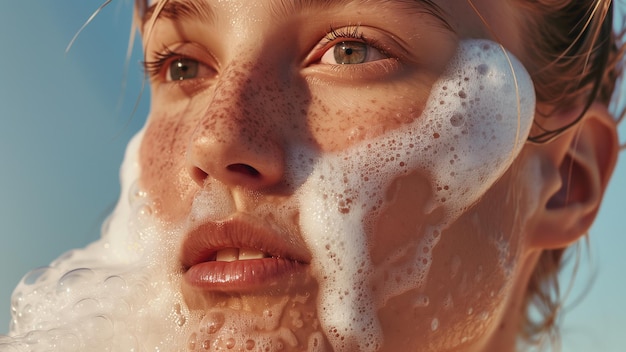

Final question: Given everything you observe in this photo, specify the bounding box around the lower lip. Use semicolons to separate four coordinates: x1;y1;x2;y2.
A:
184;258;307;292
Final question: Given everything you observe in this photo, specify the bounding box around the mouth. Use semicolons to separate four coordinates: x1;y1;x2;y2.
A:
180;214;311;293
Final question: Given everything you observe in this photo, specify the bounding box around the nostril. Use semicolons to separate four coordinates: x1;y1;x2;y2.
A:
189;163;264;187
227;163;261;178
191;167;209;185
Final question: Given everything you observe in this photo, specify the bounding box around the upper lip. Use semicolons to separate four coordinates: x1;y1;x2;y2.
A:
180;213;311;270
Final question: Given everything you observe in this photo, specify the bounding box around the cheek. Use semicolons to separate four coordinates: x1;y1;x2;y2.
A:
139;113;198;222
369;171;442;265
305;82;432;152
296;40;536;350
374;162;537;350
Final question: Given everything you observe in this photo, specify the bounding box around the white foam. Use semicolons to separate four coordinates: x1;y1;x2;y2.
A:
2;131;201;351
2;39;535;351
295;39;535;350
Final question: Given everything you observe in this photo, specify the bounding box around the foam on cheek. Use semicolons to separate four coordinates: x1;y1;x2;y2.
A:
296;39;535;351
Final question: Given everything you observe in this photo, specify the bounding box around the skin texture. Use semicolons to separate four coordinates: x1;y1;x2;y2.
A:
137;0;619;351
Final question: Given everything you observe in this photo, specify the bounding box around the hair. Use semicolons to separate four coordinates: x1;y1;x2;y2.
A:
512;0;623;348
133;0;624;348
519;0;621;143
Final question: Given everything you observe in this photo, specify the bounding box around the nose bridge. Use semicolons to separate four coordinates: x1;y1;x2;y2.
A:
187;56;297;190
211;60;281;142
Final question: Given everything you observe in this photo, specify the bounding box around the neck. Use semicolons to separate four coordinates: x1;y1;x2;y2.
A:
480;250;542;352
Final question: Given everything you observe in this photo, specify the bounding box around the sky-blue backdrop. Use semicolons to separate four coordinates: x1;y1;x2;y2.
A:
0;2;624;351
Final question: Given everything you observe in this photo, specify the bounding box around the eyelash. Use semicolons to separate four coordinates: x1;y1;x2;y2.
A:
323;26;365;44
319;25;387;57
142;26;389;80
142;47;184;79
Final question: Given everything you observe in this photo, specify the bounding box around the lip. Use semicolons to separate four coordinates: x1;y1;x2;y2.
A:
180;214;311;293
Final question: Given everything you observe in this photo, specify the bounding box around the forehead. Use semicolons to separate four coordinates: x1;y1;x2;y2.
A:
140;0;524;61
142;0;449;28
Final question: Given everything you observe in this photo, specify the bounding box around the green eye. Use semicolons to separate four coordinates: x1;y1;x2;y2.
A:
320;40;386;65
169;58;199;81
333;41;368;64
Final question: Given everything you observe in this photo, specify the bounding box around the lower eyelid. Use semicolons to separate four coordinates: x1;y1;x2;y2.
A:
304;57;403;82
156;76;214;99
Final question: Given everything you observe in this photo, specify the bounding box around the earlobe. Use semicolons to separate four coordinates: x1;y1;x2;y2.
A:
530;103;619;250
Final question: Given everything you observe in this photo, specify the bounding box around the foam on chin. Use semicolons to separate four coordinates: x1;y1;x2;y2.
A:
2;39;535;351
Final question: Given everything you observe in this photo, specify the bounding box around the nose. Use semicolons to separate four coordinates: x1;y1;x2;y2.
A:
186;62;287;190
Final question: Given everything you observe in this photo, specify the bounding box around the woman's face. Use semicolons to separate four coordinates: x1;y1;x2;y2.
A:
138;0;539;350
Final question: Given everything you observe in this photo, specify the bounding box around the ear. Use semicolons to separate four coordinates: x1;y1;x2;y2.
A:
529;102;619;250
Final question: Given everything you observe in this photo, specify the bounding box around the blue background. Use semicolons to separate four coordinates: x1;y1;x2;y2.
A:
0;2;624;351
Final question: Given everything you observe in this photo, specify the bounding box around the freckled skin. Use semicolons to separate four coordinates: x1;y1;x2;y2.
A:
136;1;541;351
140;57;435;222
139;59;440;351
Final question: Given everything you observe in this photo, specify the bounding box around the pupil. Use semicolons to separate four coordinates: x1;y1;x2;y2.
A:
170;58;198;80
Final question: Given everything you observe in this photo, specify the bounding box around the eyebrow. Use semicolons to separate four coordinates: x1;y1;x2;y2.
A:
141;0;451;31
142;0;215;28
